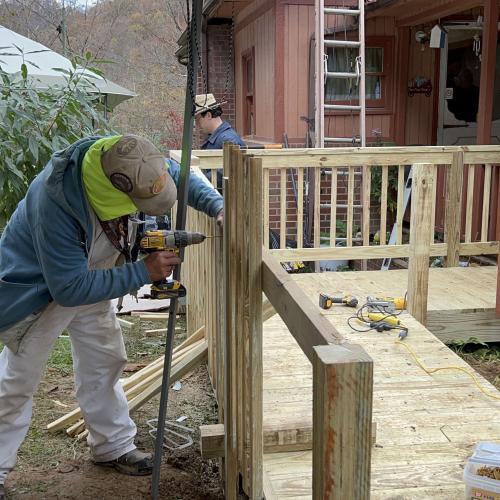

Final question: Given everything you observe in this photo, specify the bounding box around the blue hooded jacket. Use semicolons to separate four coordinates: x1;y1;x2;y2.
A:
0;137;223;332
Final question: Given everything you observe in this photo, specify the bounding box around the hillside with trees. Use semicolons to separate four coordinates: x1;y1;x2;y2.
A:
0;0;187;149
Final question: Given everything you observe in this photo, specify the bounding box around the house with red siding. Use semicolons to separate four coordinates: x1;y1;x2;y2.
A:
178;0;500;244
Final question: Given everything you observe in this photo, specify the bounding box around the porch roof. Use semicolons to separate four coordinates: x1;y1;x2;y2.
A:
366;0;487;25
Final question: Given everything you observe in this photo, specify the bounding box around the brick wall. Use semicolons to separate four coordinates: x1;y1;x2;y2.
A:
195;20;236;148
267;169;363;246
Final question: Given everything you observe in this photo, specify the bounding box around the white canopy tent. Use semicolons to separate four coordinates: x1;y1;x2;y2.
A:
0;25;135;110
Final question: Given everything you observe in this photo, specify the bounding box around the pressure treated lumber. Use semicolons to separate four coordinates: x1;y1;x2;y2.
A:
261;270;500;498
47;327;205;432
223;149;238;500
63;339;205;436
262;251;341;362
245;156;264;499
269;241;499;262
262;297;276;322
63;339;207;439
199;422;377;458
444;152;464;266
407;164;435;325
127;340;207;413
312;344;373;500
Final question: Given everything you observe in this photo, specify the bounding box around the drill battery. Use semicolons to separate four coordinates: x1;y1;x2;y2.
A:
149;280;187;300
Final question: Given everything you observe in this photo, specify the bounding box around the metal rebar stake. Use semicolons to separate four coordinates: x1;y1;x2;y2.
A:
150;1;201;497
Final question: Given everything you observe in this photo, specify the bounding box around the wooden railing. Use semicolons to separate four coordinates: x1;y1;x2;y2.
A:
222;145;373;499
171;144;500;499
176;146;500;262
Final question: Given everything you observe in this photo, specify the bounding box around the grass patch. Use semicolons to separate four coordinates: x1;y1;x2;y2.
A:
448;338;500;390
47;335;73;375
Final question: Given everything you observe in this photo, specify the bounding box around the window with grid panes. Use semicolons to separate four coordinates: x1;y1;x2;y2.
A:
325;37;392;111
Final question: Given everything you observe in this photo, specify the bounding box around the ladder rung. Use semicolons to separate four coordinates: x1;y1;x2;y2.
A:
325;104;361;111
326;71;358;79
324;40;360;48
324;8;360;15
325;137;361;143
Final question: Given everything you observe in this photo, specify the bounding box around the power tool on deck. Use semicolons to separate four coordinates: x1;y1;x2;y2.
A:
366;295;406;313
369;320;408;339
319;292;359;309
139;230;207;299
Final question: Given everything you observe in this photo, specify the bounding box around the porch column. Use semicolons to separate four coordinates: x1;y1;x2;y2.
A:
475;1;499;315
477;0;498;144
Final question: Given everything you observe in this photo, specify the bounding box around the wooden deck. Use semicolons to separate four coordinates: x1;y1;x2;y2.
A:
262;266;500;499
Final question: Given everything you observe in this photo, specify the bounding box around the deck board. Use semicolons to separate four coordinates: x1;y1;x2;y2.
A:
262;266;500;498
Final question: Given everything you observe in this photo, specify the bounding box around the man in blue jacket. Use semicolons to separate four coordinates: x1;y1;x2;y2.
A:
0;135;223;495
195;93;245;189
195;93;245;150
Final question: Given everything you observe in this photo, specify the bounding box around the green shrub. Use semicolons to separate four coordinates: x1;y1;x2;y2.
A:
0;48;113;222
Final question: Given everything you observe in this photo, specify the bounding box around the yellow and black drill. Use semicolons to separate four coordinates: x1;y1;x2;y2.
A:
319;292;359;309
139;230;207;299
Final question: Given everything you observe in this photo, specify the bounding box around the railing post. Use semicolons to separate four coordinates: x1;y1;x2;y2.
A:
497;166;500;316
245;156;263;498
223;145;263;499
407;163;435;325
223;143;238;499
444;152;464;267
312;344;373;500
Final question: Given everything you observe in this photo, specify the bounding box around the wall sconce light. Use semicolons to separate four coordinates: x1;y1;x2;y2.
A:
415;30;429;50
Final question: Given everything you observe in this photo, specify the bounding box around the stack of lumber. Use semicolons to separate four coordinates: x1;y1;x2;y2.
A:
46;326;207;441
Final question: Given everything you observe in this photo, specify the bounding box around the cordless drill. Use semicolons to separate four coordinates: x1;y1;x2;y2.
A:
319;292;359;309
139;230;207;299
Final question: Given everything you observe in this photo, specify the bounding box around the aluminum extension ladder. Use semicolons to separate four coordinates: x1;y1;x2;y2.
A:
381;166;414;271
314;0;366;147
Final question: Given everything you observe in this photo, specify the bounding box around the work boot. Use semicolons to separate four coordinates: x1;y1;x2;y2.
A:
95;449;154;476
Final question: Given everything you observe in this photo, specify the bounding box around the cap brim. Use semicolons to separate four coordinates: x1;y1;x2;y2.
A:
131;174;177;215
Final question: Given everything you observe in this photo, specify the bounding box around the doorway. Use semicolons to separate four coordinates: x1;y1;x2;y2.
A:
437;24;500;145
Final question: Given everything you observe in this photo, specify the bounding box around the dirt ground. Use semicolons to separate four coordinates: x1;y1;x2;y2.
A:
2;316;223;500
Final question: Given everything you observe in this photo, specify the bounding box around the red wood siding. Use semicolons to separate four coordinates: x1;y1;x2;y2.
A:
404;42;437;146
284;3;315;142
282;5;397;145
234;0;275;141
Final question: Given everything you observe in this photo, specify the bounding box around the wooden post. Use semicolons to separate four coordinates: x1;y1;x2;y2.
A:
477;0;498;144
223;144;238;500
245;156;263;499
476;1;498;242
407;164;434;325
497;168;500;316
312;344;373;500
233;147;246;475
444;152;464;267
